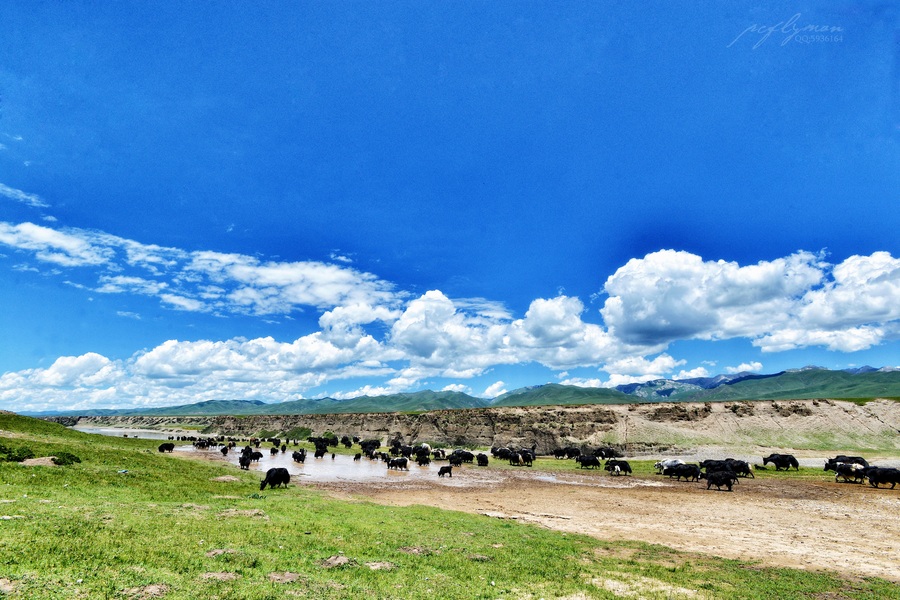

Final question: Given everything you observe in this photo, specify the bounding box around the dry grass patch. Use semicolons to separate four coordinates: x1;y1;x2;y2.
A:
216;508;268;519
397;546;433;555
269;572;302;583
591;573;703;599
320;555;355;568
210;475;240;482
123;584;169;599
21;457;57;466
200;572;239;581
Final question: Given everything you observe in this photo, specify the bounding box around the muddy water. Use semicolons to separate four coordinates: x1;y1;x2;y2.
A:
176;444;492;487
71;426;186;440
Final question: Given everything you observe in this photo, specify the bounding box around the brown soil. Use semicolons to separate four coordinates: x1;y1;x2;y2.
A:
318;467;900;582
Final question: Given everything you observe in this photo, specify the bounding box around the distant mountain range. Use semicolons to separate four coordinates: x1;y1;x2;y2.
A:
25;366;900;417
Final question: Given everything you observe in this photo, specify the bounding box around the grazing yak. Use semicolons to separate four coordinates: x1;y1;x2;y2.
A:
654;458;684;474
260;467;290;490
825;456;869;470
867;467;900;489
157;442;175;453
476;453;489;467
701;470;739;491
575;455;601;469
438;466;453;477
553;447;581;459
664;463;701;482
388;457;409;471
238;455;252;470
831;462;867;484
763;453;799;471
605;459;632;475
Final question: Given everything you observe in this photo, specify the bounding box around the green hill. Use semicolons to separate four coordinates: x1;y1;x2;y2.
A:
252;390;490;415
24;368;900;418
696;368;900;401
492;383;633;407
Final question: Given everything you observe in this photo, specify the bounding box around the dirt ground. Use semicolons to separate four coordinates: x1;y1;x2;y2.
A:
316;466;900;583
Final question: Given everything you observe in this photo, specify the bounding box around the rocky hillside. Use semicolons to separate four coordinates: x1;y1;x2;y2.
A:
51;398;900;454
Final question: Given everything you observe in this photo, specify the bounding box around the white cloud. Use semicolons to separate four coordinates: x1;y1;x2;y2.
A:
602;373;663;387
601;249;900;353
506;296;625;369
725;362;763;374
441;383;472;394
97;275;168;296
160;294;208;312
753;326;888;353
602;354;685;377
558;377;604;388
31;353;121;388
389;290;514;375
0;183;49;208
329;252;352;264
674;367;710;379
483;381;507;398
0;222;112;266
3;239;900;412
0;220;403;320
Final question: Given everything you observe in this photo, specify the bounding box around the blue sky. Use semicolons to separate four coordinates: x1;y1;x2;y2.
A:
1;2;899;412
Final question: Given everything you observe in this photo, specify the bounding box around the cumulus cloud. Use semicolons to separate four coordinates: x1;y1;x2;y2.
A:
601;250;826;346
3;235;900;411
602;373;664;387
507;296;625;369
33;353;119;387
674;367;710;379
602;354;685;377
441;383;472;394
600;249;900;353
483;381;507;398
558;377;604;388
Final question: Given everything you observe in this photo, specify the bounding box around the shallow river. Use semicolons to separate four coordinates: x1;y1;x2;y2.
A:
177;443;507;487
71;426;187;440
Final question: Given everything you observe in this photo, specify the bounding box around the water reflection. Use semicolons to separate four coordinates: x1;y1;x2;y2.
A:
71;426;185;440
177;444;489;486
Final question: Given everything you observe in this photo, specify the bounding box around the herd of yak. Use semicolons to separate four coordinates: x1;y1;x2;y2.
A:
159;434;900;493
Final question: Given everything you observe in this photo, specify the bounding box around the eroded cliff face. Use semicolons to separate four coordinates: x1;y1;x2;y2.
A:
46;398;900;453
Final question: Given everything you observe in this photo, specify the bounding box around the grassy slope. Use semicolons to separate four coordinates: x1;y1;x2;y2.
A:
491;384;632;407
699;369;900;401
1;413;897;599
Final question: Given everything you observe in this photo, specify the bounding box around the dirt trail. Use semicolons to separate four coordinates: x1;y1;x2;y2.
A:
320;468;900;583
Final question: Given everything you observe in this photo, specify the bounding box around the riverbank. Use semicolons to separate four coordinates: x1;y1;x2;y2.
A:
47;398;900;454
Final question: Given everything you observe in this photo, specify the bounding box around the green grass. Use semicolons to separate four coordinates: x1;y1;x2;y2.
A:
0;413;898;599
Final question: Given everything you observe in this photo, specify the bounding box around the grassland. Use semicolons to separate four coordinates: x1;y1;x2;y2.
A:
1;413;898;599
